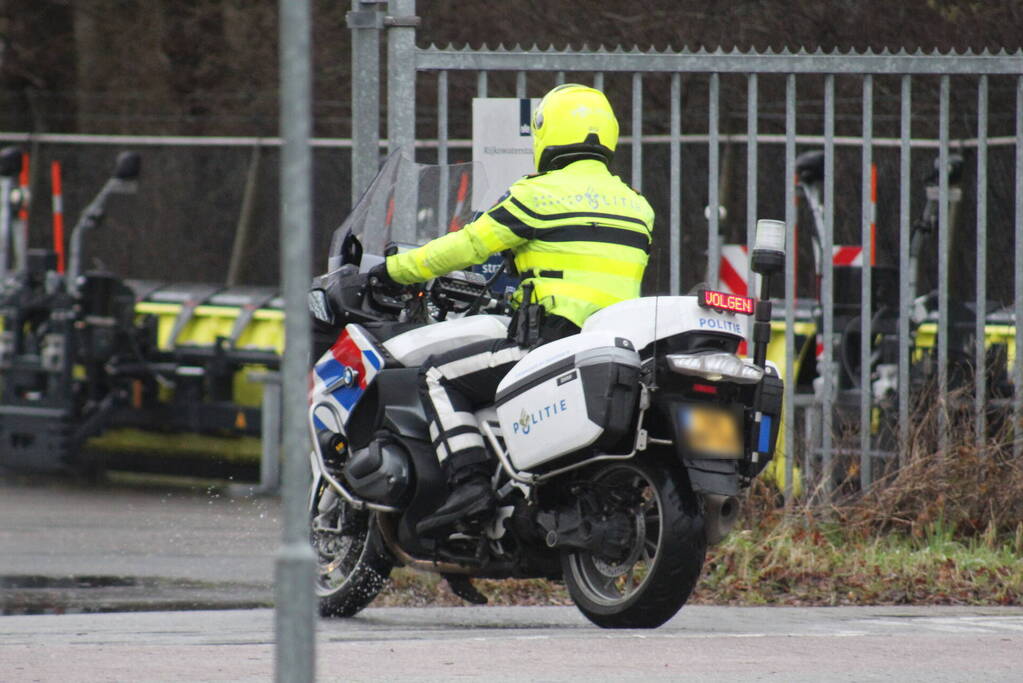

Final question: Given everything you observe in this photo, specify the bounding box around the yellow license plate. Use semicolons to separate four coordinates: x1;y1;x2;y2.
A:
681;405;742;457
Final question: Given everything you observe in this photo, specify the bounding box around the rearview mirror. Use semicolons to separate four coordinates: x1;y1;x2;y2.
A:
339;230;363;268
113;152;141;181
0;147;22;178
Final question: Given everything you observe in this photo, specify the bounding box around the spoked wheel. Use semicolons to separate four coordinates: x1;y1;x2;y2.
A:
310;480;394;617
561;460;706;629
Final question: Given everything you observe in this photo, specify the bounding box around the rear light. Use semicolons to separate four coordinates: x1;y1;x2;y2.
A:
665;352;764;384
691;383;718;395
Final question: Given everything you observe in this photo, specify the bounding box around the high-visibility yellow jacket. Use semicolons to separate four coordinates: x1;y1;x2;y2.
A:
386;159;654;328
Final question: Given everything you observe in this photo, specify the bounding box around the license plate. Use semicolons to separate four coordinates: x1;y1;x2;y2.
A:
680;405;742;458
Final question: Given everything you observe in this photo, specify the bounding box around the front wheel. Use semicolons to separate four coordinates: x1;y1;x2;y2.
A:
561;460;706;629
310;479;394;617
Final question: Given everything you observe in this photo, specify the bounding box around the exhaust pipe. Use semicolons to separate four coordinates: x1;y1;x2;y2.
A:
703;494;740;545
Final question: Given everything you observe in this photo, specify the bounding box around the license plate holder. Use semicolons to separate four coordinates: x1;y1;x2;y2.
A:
677;404;743;459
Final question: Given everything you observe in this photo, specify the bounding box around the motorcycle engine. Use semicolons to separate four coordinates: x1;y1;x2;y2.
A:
342;437;412;506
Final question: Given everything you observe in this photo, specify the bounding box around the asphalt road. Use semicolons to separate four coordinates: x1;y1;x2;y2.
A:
0;474;279;612
1;476;1022;682
3;605;1023;682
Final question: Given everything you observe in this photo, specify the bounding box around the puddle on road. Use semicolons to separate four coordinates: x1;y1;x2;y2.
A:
0;575;272;615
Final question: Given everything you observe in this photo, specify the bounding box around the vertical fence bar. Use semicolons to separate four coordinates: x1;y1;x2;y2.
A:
516;71;526;98
746;73;759;361
1015;76;1023;458
707;73;720;287
670;72;681;295
631;73;643;192
276;0;315;680
898;75;912;461
975;76;989;455
747;73;758;251
386;0;417;242
476;71;488;98
593;72;604;90
859;75;874;489
821;74;835;497
437;71;448;166
349;0;381;204
784;74;797;505
438;71;449;235
937;75;951;455
556;71;566;85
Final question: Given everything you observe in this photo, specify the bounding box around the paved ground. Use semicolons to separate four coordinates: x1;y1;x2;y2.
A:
0;474;279;613
3;605;1023;682
2;475;1022;681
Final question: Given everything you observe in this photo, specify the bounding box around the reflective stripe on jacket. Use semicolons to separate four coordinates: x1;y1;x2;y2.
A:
386;159;654;328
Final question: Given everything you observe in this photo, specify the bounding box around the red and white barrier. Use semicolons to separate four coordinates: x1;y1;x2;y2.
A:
447;171;470;232
51;161;65;273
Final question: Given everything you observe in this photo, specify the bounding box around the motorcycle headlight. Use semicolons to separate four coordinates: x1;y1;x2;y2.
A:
308;288;334;325
665;352;764;384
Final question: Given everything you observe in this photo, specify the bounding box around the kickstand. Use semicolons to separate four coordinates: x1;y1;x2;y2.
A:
443;574;488;605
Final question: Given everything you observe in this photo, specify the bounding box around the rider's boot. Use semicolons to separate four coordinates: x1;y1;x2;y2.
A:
416;465;496;537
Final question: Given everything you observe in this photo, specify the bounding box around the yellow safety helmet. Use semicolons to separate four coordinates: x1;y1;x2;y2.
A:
531;84;619;173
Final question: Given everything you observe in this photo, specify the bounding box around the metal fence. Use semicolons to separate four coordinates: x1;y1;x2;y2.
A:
364;0;1023;496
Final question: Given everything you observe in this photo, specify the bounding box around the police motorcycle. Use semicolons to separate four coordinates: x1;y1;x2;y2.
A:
306;153;785;628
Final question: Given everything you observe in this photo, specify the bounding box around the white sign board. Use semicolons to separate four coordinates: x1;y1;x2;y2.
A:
472;98;539;211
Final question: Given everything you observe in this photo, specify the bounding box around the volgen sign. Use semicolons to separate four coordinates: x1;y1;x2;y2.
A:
698;289;755;316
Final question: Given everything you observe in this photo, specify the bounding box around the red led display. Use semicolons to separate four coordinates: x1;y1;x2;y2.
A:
699;289;755;315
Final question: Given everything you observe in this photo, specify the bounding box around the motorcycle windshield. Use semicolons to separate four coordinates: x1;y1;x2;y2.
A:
327;151;486;272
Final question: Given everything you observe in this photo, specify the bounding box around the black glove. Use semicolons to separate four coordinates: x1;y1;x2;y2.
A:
368;262;402;295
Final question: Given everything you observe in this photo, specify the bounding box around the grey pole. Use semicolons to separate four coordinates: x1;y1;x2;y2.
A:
1014;76;1023;459
275;0;316;681
669;72;681;295
783;73;796;506
707;73;720;288
898;75;912;463
349;0;383;205
822;74;836;500
937;75;951;456
975;76;989;455
631;73;643;192
386;0;418;244
249;371;283;494
859;75;873;489
747;73;759;271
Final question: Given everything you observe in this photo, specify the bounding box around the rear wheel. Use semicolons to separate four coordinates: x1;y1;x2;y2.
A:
310;480;394;617
561;460;706;629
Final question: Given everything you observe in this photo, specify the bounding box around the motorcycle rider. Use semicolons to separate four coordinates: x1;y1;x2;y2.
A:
370;84;655;535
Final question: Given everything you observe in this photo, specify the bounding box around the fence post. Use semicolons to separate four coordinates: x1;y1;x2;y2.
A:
386;0;418;244
349;0;384;205
859;75;874;489
1014;75;1023;459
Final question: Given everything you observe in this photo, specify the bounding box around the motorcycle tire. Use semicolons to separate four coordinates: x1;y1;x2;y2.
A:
561;460;706;629
310;480;394;618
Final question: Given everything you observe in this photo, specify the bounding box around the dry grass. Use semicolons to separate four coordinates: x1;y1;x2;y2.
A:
697;477;1023;606
375;400;1023;607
